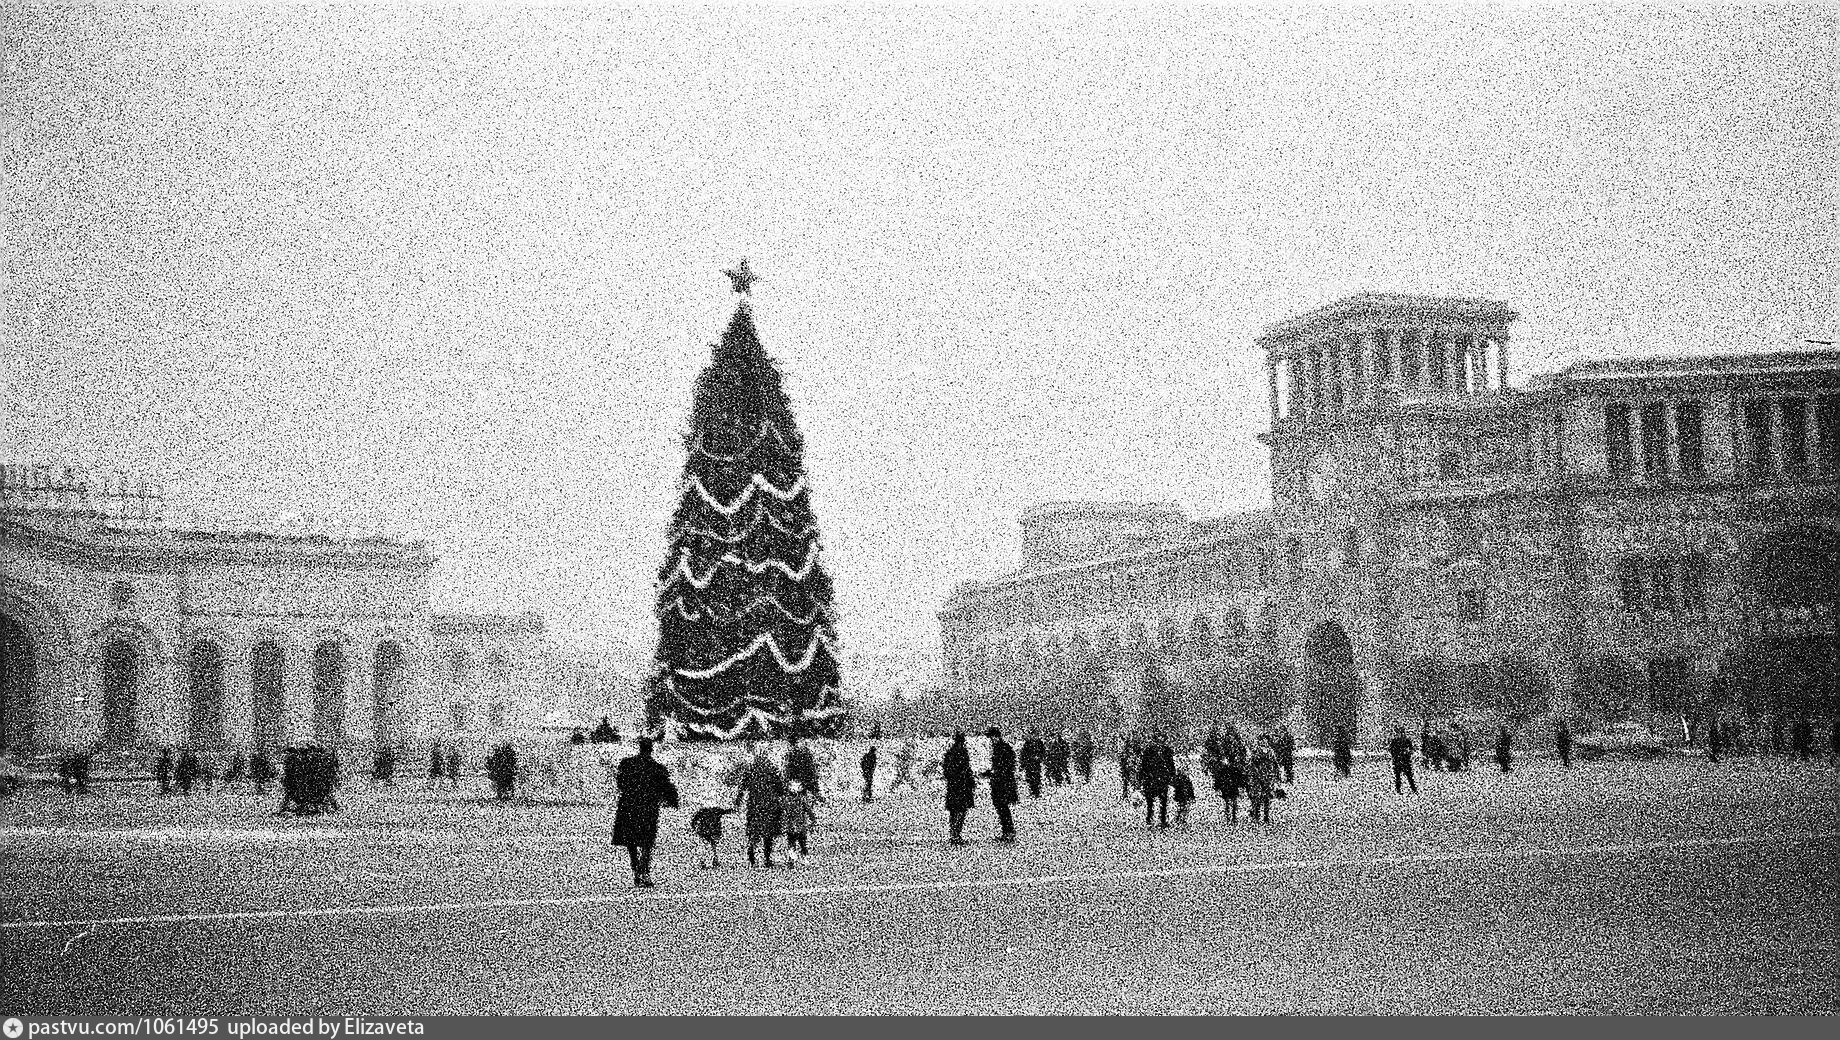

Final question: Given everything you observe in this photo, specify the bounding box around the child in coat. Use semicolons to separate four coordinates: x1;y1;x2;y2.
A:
1171;767;1196;828
689;806;733;869
783;782;817;864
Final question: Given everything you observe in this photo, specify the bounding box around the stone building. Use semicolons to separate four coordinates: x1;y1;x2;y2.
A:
0;466;575;755
938;293;1839;742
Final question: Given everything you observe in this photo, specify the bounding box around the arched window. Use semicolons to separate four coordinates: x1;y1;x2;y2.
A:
187;640;225;745
101;638;139;746
250;641;286;749
373;642;405;747
312;641;347;745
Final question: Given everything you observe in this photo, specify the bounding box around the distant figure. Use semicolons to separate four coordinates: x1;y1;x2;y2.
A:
1046;730;1071;786
58;749;93;795
1494;727;1514;774
1423;728;1449;772
1555;719;1574;768
1019;729;1046;799
1171;767;1196;828
1246;737;1280;824
690;806;733;869
1707;714;1724;763
893;737;918;791
590;717;618;744
1332;725;1354;779
783;782;816;865
486;742;518;800
1117;733;1141;802
1139;732;1176;829
1273;724;1296;784
156;748;175;796
372;745;397;789
1072;730;1095;784
1421;722;1437;771
611;737;677;888
249;750;276;795
860;744;878;803
735;745;788;868
1452;723;1474;772
222;751;247;786
784;736;820;802
943;730;976;843
427;743;445;790
983;727;1019;842
1389;727;1419;795
1791;717;1814;761
175;749;201;796
445;746;463;791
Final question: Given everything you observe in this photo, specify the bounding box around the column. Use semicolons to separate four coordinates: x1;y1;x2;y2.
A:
1362;328;1381;404
1420;330;1437;392
1267;356;1282;424
1663;401;1680;484
1460;335;1478;394
1497;335;1511;389
222;641;253;747
1345;331;1364;407
1287;355;1306;419
1630;402;1649;484
1310;345;1326;415
1768;399;1783;478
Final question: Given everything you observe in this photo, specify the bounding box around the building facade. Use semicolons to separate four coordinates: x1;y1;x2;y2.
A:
938;294;1839;742
0;467;580;755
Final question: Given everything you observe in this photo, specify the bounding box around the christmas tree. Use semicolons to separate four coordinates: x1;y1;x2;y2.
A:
651;261;845;741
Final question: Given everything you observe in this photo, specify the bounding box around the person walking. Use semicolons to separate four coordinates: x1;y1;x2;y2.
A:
175;748;200;796
983;727;1019;842
1274;723;1296;785
156;747;175;796
1555;719;1574;768
1055;730;1075;786
783;782;817;865
1791;717;1814;761
445;745;462;791
1171;767;1196;828
1072;729;1095;784
1117;733;1139;801
784;736;821;802
427;742;445;790
1331;725;1354;779
943;730;976;843
1246;737;1280;824
1019;729;1046;800
1389;726;1419;795
611;737;678;888
859;744;878;803
1493;727;1514;774
1139;732;1176;829
735;745;788;868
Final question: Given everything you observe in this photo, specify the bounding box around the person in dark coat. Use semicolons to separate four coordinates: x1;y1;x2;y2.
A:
736;746;788;867
427;742;445;789
1555;719;1574;768
486;742;517;800
1707;713;1724;763
1046;730;1071;786
174;748;201;796
784;736;821;802
445;745;462;790
1791;718;1814;761
943;730;976;843
156;747;175;796
372;745;397;789
983;727;1019;842
1332;725;1354;779
860;745;878;803
1493;727;1514;774
1273;724;1297;784
249;750;276;795
1019;729;1046;799
1139;732;1176;829
611;738;677;888
1072;730;1095;783
1117;733;1141;802
1389;726;1418;794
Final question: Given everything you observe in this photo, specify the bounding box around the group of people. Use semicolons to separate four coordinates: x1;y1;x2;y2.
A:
154;746;282;796
1704;713;1836;763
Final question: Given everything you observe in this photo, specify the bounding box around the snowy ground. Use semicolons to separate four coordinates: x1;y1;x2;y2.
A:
2;753;1835;1014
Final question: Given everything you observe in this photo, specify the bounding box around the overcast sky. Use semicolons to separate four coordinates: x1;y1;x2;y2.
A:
3;2;1833;661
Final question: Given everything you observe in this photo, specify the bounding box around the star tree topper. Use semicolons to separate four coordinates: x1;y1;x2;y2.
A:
723;258;761;296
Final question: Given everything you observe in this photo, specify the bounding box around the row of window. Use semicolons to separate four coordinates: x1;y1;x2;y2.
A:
1605;395;1840;481
1614;555;1711;614
954;607;1284;682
